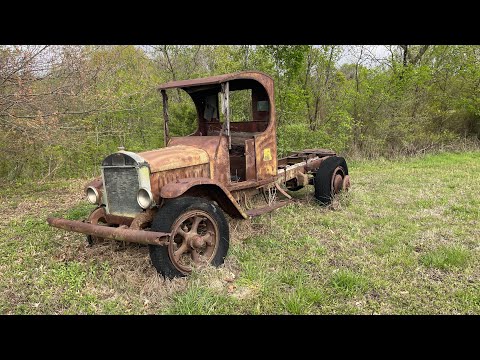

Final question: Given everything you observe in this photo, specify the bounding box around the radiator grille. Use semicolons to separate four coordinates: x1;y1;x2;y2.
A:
103;167;141;216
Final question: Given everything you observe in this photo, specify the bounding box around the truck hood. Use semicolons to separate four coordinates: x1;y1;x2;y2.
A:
138;145;210;173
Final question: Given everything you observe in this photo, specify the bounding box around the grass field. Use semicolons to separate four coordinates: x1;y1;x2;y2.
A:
0;151;479;314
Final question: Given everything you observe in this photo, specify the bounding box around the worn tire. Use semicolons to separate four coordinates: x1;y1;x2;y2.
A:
149;196;230;279
314;156;349;205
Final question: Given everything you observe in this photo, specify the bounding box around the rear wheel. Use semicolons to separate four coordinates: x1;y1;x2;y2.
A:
314;156;349;205
149;197;229;279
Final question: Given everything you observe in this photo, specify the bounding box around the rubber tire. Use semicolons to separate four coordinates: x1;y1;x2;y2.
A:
314;156;349;205
149;197;230;279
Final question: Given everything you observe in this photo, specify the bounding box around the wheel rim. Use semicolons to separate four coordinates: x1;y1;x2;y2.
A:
168;209;219;274
331;166;345;196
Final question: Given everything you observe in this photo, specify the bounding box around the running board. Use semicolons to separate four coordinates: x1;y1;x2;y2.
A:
246;200;294;218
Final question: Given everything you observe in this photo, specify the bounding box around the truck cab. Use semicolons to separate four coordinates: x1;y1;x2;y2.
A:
160;71;278;185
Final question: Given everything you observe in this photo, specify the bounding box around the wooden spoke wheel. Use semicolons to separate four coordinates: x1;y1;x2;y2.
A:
149;197;229;279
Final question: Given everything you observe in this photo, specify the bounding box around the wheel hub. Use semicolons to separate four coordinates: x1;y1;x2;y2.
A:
333;174;343;193
168;210;219;274
331;166;345;195
189;234;205;249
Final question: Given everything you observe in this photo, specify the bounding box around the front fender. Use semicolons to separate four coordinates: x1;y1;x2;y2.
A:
160;177;248;219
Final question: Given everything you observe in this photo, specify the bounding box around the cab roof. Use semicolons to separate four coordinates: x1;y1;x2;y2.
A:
157;70;273;91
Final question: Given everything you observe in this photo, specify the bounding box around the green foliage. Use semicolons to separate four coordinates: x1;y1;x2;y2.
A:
330;269;370;296
165;285;232;315
168;95;198;137
229;89;252;122
262;45;310;79
420;246;471;270
1;45;480;181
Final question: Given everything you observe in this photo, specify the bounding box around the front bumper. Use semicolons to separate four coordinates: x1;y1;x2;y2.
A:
47;217;170;246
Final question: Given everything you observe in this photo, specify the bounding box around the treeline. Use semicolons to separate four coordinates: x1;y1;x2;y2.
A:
1;45;479;180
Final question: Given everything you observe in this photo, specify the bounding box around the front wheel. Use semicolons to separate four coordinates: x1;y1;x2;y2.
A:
149;197;230;279
314;156;349;205
86;206;107;245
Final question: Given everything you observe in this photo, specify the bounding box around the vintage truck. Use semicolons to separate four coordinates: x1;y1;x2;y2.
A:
47;71;350;279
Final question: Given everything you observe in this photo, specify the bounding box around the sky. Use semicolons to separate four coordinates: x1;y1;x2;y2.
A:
337;45;393;67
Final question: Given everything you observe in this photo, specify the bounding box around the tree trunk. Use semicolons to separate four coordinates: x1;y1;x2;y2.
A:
353;46;363;149
402;45;408;67
162;46;181;99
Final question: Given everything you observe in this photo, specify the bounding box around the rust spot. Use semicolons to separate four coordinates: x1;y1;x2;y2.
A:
139;145;209;173
47;217;169;246
130;208;157;230
84;177;103;193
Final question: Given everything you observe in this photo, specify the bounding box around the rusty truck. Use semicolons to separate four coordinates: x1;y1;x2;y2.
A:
47;71;351;279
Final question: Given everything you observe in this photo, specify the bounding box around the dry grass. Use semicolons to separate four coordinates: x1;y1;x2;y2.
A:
0;151;479;314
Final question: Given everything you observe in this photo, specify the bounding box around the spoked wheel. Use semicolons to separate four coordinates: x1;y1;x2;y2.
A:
168;210;219;274
86;207;107;245
314;156;350;205
149;197;229;279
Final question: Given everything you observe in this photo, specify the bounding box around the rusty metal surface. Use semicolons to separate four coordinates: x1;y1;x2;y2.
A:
343;175;351;191
139;145;209;173
160;176;232;200
47;217;170;246
229;155;246;181
166;209;220;274
251;74;277;181
84;177;103;193
161;90;170;146
305;156;330;172
245;139;256;181
332;166;345;194
245;200;293;218
228;177;275;192
169;136;230;184
104;213;133;226
278;149;336;166
160;177;248;219
159;71;277;182
87;207;107;225
295;149;337;156
86;207;134;241
276;161;307;185
130;208;156;230
150;164;210;203
278;158;303;167
86;207;108;243
158;71;274;91
295;173;309;187
204;121;267;135
274;183;292;200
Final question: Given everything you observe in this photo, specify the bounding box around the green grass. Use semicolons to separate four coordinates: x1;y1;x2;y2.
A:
0;151;479;314
420;246;471;270
330;269;370;296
